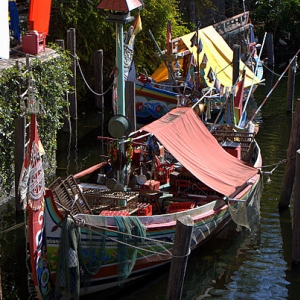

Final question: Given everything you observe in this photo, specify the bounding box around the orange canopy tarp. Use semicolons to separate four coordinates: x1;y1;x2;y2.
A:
136;107;258;197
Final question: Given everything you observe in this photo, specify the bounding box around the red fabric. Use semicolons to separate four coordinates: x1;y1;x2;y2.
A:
28;0;52;35
27;114;44;288
234;70;246;118
138;107;258;197
74;162;107;179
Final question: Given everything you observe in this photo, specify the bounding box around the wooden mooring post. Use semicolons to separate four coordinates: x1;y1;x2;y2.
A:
279;99;300;209
0;263;2;300
266;32;274;66
286;57;297;112
56;39;71;133
293;149;300;264
232;44;240;86
67;28;77;120
165;216;194;300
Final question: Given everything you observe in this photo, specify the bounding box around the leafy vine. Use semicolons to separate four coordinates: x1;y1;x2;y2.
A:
0;44;72;199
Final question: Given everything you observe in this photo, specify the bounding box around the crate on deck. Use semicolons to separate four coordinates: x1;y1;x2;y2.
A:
221;141;241;159
140;180;160;191
138;190;163;214
100;210;130;216
137;203;152;216
155;163;175;183
82;189;139;214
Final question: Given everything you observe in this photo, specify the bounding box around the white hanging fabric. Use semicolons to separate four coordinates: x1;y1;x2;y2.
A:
0;0;10;59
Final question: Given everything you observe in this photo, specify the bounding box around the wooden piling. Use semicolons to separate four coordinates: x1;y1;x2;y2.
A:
279;99;300;209
55;39;65;50
266;32;274;66
165;215;194;300
67;28;77;119
189;1;196;25
94;49;104;109
293;149;300;264
0;263;2;300
286;57;297;112
232;44;240;86
56;39;71;133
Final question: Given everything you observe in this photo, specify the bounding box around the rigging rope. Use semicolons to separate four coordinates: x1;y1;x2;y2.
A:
75;215;174;254
262;62;300;77
74;54;113;97
248;49;300;124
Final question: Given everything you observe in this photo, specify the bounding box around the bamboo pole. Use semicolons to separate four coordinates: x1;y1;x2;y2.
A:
165;216;194;300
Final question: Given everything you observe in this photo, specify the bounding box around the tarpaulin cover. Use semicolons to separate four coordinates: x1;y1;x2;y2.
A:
152;26;261;89
137;107;258;197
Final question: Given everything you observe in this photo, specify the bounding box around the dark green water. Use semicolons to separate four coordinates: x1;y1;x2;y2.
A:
1;65;300;299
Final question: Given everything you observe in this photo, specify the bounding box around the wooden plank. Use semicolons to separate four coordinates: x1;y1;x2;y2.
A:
213;12;249;35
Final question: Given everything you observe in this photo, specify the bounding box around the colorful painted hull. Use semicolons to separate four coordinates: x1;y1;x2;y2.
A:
34;160;261;297
135;82;179;124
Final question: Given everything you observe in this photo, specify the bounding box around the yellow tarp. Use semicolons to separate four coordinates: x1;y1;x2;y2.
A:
151;26;260;89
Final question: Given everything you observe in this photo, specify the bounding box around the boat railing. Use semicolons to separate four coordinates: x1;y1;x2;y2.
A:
211;128;255;159
48;175;93;215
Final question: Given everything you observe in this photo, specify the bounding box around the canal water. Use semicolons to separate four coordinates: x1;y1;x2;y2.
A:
1;64;300;299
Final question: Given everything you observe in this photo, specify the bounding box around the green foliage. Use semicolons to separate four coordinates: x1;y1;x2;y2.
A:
251;0;300;45
132;0;190;73
49;0;115;82
48;0;189;94
0;45;72;198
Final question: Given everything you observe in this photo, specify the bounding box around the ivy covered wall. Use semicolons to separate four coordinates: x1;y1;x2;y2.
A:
0;45;72;199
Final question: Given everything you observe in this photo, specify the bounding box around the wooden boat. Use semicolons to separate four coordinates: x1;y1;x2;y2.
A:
134;14;263;125
23;105;262;298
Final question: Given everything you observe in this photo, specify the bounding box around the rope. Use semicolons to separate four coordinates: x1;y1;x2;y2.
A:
172;248;191;258
76;217;174;255
216;61;233;75
75;54;113;97
249;49;300;124
263;62;300;77
55;205;173;256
